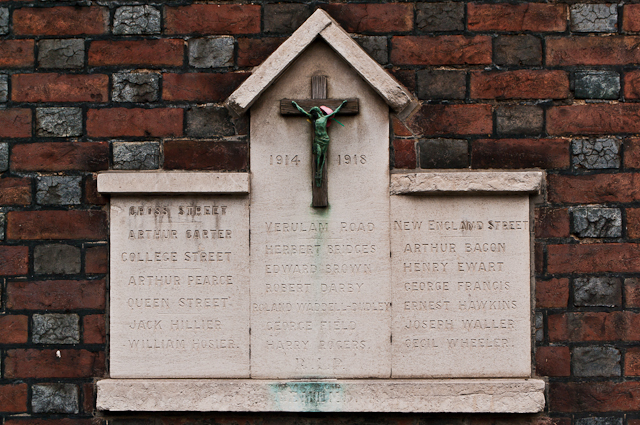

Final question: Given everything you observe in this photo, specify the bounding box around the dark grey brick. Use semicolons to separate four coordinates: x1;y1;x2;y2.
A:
32;383;78;414
36;107;82;137
36;176;82;205
112;73;159;103
264;3;311;34
186;106;236;138
0;74;7;102
572;346;621;377
0;142;7;172
0;8;8;35
575;71;620;99
572;207;622;238
113;6;161;35
0;212;5;240
571;4;617;33
38;39;84;69
496;105;543;136
417;70;466;100
494;35;542;66
535;312;543;342
576;418;623;425
32;313;80;344
419;138;468;169
353;35;388;65
188;37;234;68
572;138;620;169
113;142;160;170
34;244;81;274
574;277;622;307
416;2;464;32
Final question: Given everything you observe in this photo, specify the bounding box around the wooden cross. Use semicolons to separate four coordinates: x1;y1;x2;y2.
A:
280;76;359;207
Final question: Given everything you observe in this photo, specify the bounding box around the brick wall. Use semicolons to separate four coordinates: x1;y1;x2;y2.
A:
0;0;638;423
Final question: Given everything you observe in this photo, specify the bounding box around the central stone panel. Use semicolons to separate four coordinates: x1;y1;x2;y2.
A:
249;42;391;378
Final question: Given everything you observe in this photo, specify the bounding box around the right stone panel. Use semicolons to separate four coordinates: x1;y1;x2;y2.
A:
391;195;532;378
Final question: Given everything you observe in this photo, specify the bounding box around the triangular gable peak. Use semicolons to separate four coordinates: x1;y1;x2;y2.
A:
225;9;418;120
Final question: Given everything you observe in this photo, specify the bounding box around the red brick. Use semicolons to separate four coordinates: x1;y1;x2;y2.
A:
470;70;569;99
0;109;31;138
536;278;569;308
82;383;94;414
237;38;285;68
164;140;248;171
472;139;570;170
548;313;568;342
392;139;416;169
623;5;640;32
625;138;640;168
548;173;640;204
468;3;566;32
392;117;413;137
0;384;28;413
548;243;640;274
550;381;640;412
5;420;99;425
89;40;183;67
7;210;107;240
165;4;260;35
392;36;491;65
628;208;640;239
535;242;543;273
536;346;570;377
0;40;34;68
0;315;28;343
7;279;105;310
625;71;640;99
0;178;31;206
12;74;108;103
87;108;182;138
5;349;105;378
407;104;492;136
86;246;108;274
163;73;249;102
322;3;413;33
85;175;107;206
625;277;640;307
535;207;570;239
548;104;640;135
0;246;29;276
625;347;640;375
13;7;107;35
547;36;640;66
12;142;108;172
83;314;105;344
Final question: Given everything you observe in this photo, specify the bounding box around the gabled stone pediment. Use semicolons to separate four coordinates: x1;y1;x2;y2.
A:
225;9;418;119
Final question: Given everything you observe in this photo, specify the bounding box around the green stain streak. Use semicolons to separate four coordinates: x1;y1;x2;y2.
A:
269;382;344;412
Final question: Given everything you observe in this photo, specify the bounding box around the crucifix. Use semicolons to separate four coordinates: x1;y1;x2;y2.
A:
280;75;359;207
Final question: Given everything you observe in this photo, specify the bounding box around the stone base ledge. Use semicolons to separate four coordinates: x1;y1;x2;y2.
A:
97;379;545;413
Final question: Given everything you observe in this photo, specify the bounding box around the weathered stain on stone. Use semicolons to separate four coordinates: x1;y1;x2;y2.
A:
112;73;160;103
38;39;85;69
34;243;81;274
36;107;83;137
572;207;622;237
575;71;620;99
32;383;79;414
570;4;618;32
113;141;160;170
572;346;621;377
352;35;388;65
188;37;234;68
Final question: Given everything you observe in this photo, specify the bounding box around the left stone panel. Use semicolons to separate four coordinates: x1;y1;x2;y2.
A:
109;195;250;378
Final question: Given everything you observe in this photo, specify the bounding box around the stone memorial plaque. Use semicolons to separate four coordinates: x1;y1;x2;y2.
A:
109;196;250;378
249;42;391;378
391;195;531;377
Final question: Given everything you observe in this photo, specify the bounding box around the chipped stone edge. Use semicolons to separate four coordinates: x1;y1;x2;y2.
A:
224;9;418;119
97;172;249;194
96;379;545;413
390;171;544;195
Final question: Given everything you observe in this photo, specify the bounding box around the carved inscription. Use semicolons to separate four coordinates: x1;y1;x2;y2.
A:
249;42;391;378
109;196;249;378
391;195;531;378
